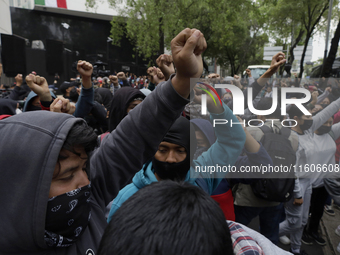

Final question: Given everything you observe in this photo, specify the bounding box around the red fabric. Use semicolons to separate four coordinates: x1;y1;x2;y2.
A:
211;190;235;221
0;115;11;120
100;132;109;142
57;0;67;8
40;103;50;111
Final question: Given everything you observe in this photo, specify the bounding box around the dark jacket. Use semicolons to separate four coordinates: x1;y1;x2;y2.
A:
0;98;17;115
107;103;247;221
6;84;31;101
0;78;189;254
108;87;145;132
95;88;113;110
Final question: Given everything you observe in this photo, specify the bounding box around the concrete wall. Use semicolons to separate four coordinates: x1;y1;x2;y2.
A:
0;0;12;35
0;0;13;85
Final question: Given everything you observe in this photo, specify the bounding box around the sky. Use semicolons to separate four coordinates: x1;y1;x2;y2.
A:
313;31;334;62
66;0;120;16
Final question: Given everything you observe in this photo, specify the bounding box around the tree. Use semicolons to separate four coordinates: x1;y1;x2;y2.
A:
298;0;329;78
322;19;340;77
261;0;303;67
259;0;335;78
86;0;267;75
212;2;269;75
86;0;216;61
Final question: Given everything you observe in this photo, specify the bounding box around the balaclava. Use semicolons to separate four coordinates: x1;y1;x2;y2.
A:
152;117;197;181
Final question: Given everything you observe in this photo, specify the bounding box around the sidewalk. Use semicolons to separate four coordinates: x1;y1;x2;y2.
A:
249;206;340;255
321;205;340;255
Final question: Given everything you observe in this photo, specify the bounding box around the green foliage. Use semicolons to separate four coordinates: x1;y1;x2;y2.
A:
85;0;338;76
86;0;269;73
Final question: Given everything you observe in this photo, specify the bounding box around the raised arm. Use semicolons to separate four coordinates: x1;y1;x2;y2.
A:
156;54;175;81
74;61;94;118
90;28;208;207
316;87;331;104
311;96;340;132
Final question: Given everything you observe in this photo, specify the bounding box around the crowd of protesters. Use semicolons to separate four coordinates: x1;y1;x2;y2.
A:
1;28;340;255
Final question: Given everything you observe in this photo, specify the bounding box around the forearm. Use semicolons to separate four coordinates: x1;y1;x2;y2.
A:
81;76;92;89
257;70;274;87
74;86;94;118
171;74;191;99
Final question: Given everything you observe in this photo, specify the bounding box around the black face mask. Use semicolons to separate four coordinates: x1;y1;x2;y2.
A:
320;104;329;109
44;183;91;247
317;125;332;135
300;119;313;130
69;87;79;103
152;117;197;182
152;156;190;182
28;105;42;111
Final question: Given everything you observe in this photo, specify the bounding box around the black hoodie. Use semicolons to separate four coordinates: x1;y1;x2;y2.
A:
0;78;189;254
0;98;17;115
108;87;145;132
95;88;113;110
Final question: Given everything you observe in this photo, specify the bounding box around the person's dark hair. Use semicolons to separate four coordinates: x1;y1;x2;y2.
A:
98;181;233;255
69;87;79;103
63;121;98;155
257;97;281;118
94;90;104;105
287;104;305;119
54;121;98;178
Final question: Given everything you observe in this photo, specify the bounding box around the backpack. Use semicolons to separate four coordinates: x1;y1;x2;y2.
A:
250;125;296;202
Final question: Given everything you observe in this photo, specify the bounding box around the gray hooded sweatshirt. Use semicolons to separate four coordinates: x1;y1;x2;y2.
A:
0;78;189;254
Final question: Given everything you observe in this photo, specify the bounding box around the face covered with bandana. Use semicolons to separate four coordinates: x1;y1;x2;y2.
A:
152;117;197;182
45;146;91;247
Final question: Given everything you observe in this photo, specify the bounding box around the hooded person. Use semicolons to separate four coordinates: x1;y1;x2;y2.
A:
190;117;274;223
190;118;216;160
0;27;210;255
23;90;56;112
0;99;18;119
0;72;193;254
107;99;246;222
59;81;76;99
107;87;145;132
95;87;113;110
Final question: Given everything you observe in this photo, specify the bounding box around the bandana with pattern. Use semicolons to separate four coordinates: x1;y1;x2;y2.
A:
44;183;92;247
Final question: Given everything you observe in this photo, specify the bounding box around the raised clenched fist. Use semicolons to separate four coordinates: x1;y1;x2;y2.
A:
171;28;207;79
77;61;93;78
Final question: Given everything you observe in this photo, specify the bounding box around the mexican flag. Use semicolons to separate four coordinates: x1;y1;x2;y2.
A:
35;0;67;8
